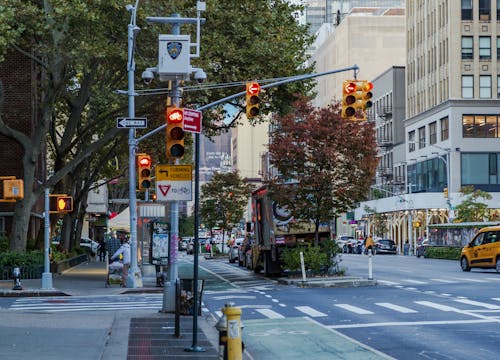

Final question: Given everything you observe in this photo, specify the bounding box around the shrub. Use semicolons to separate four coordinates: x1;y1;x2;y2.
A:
425;246;462;260
281;240;343;275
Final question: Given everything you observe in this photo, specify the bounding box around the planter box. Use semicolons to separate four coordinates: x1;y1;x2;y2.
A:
50;254;89;274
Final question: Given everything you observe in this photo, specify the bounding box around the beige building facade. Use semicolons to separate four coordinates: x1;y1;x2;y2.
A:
312;7;406;107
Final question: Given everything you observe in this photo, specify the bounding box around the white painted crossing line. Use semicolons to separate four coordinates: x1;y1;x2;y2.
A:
448;277;487;283
414;301;457;312
429;278;456;283
454;298;500;310
375;302;418;313
403;279;428;285
334;304;374;315
255;308;285;319
486;277;500;281
493;298;500;302
212;295;257;301
295;306;327;317
377;280;400;286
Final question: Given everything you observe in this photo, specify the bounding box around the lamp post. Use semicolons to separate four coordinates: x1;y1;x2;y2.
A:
125;1;142;288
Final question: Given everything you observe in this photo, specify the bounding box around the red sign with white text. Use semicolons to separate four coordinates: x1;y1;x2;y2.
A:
182;108;202;134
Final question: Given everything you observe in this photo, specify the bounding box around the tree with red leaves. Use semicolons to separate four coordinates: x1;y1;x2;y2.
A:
266;96;378;246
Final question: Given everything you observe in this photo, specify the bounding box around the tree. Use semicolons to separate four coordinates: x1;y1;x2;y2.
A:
0;0;314;252
363;206;388;238
454;185;492;222
200;171;252;251
266;96;378;246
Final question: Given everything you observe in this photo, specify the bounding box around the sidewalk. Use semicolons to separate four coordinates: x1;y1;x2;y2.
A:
0;260;220;359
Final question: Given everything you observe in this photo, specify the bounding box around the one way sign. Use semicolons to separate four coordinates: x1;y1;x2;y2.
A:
116;117;148;128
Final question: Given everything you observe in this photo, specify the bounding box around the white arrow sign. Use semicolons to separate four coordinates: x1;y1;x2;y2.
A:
116;117;148;128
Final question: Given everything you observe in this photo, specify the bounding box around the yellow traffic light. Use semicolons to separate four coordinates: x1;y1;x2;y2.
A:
166;107;185;160
443;187;448;198
137;153;152;190
341;80;374;121
246;82;260;118
49;195;73;213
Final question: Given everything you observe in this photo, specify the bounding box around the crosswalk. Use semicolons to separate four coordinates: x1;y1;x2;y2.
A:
9;294;163;313
208;297;500;323
377;276;500;286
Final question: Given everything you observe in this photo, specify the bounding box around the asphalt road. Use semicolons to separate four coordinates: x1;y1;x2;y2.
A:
200;253;500;360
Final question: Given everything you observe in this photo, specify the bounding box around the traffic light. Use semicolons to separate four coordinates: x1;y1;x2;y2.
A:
166;107;185;160
137;153;152;190
443;187;448;198
341;80;374;121
246;82;260;118
49;195;73;213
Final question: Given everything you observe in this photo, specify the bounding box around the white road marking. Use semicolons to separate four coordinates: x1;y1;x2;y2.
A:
328;319;494;329
256;308;285;319
454;298;500;310
403;279;428;284
375;302;418;313
377;280;401;286
493;298;500;302
334;304;374;315
429;278;456;283
448;277;487;283
295;306;327;317
486;277;500;281
212;295;257;300
414;301;458;312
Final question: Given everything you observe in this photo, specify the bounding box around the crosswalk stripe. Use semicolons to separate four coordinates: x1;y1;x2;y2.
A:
403;279;428;284
448;277;487;283
429;278;456;283
377;280;400;286
334;304;374;315
295;306;327;317
493;298;500;302
256;308;285;319
415;301;457;312
375;302;418;313
454;299;500;310
486;277;500;281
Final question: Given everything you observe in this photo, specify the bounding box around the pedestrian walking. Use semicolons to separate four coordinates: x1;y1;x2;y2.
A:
98;238;106;262
110;238;131;287
106;231;121;259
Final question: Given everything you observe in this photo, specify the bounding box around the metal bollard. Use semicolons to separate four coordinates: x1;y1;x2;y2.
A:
215;306;228;360
12;267;22;290
368;249;373;280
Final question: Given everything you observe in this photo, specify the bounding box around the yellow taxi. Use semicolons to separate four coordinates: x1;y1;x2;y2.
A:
460;226;500;272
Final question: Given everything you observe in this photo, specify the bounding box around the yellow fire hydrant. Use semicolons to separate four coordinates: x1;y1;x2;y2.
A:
217;303;243;360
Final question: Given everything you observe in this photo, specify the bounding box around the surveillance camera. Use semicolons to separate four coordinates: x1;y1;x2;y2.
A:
141;70;154;85
193;69;207;84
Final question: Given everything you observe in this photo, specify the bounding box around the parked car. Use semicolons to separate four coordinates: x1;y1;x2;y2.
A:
374;239;397;254
228;238;244;263
80;237;100;255
460;226;500;272
336;235;355;253
416;238;429;258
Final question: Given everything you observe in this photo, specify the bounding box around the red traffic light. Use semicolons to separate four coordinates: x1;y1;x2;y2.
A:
344;82;356;94
166;108;184;123
138;156;151;167
246;82;260;96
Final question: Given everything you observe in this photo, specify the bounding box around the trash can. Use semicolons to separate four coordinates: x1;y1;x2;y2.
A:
178;279;204;315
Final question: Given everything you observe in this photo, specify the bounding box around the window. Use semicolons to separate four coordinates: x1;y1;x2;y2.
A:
480;0;491;20
462;36;473;59
418;126;426;149
407;157;447;193
429;122;437;145
497;0;500;20
463;114;500;138
440;117;449;141
462;0;473;20
479;36;491;59
462;75;474;98
480;75;492;98
408;131;415;152
461;153;500;187
498;37;500;59
497;75;500;96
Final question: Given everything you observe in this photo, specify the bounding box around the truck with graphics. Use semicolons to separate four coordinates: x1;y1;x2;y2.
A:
249;186;331;276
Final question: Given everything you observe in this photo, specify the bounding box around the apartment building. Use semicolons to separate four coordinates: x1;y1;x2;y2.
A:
356;0;500;252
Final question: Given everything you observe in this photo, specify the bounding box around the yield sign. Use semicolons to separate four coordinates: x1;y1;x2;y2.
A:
158;185;171;196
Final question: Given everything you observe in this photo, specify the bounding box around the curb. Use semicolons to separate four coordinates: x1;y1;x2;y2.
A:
277;276;377;288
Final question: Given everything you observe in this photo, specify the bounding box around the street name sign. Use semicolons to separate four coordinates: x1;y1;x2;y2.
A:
182;108;202;134
116;117;148;128
155;164;193;201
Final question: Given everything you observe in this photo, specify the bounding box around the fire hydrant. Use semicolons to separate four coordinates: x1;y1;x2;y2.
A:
215;303;244;360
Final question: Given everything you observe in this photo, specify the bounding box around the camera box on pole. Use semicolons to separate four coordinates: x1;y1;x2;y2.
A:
158;34;191;81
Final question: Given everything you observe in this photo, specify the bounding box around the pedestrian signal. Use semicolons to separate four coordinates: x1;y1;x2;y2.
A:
49;195;73;213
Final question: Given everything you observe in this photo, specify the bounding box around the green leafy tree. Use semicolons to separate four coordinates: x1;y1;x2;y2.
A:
0;0;314;252
454;185;492;222
363;206;388;237
267;96;378;246
200;171;252;249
